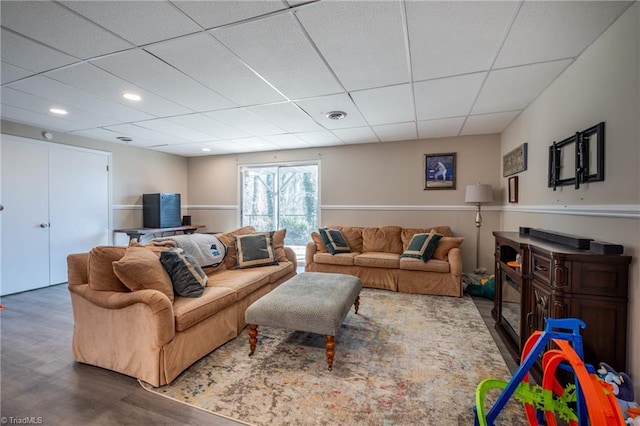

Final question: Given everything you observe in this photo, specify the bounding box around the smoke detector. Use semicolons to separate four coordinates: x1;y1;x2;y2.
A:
326;111;347;120
116;136;133;143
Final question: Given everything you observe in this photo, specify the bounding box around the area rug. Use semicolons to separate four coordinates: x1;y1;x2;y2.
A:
140;289;527;425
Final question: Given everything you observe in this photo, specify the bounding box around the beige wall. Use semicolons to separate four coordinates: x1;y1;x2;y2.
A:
501;3;639;395
187;134;502;270
1;120;188;244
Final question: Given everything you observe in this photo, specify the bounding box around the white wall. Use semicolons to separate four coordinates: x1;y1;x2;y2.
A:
501;3;640;395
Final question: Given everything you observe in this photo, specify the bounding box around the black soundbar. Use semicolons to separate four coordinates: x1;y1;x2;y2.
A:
529;228;593;249
589;241;624;255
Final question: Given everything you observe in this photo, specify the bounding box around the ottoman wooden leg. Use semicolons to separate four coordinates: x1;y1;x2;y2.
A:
249;324;258;356
354;295;360;314
325;335;335;371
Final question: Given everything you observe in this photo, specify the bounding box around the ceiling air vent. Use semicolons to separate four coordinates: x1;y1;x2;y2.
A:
326;111;347;120
116;136;133;143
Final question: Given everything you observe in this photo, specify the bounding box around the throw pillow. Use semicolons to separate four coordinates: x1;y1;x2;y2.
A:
318;228;351;255
113;246;175;302
160;248;207;297
311;231;328;253
234;232;279;268
272;228;288;262
400;233;442;262
432;236;464;261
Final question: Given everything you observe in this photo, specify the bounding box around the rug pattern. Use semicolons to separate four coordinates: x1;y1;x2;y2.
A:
142;289;526;425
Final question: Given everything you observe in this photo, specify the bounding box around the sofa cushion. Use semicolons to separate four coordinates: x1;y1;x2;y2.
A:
252;261;295;283
319;228;351;254
327;225;364;253
433;237;464;261
235;232;279;268
112;246;174;302
160;248;207;297
206;268;270;300
399;257;451;273
354;252;401;269
401;233;442;262
313;252;359;266
311;231;328;253
272;229;288;262
217;226;256;269
362;226;403;254
88;246;128;292
173;286;237;332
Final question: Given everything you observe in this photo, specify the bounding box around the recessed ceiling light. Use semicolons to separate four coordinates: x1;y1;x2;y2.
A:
202;148;211;152
116;136;133;142
123;93;141;101
49;108;67;115
326;111;347;120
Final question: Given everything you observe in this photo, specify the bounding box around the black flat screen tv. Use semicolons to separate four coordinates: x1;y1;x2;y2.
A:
143;193;181;228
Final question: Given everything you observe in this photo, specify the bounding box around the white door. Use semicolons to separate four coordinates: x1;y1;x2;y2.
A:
1;138;51;294
49;146;110;284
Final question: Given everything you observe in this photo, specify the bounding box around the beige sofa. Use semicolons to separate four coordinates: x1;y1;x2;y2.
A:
305;225;463;297
67;227;296;387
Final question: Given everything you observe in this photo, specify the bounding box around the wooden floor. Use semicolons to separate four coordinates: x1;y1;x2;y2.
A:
0;283;517;424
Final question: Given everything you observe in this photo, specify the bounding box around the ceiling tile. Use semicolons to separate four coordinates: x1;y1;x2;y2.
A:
373;122;417;142
295;93;367;129
91;49;235;112
408;1;517;81
262;134;311;149
213;13;343;99
172;1;288;30
294;131;343;147
1;87;122;128
0;1;132;59
60;1;201;46
1;62;32;85
7;75;154;123
215;138;268;153
102;123;191;146
472;59;573;114
461;111;521;135
247;102;323;133
205;108;285;136
1;29;78;73
45;63;191;117
414;73;485;120
146;33;285;107
350;84;414;125
417;117;465;139
295;1;409;90
133;118;217;142
0;104;90;132
151;142;232;156
69;127;140;145
332;127;379;145
172;113;250;140
495;1;632;68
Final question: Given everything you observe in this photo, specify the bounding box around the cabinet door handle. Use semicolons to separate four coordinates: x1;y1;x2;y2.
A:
526;312;533;329
535;265;548;272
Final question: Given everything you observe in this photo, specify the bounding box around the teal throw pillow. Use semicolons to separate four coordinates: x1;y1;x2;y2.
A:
318;228;351;255
234;232;279;268
160;248;207;297
401;233;442;262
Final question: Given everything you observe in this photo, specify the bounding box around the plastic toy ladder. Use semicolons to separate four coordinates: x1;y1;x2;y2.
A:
473;317;625;426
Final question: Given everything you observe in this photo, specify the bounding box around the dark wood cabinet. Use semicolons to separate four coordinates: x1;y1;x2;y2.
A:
493;231;631;381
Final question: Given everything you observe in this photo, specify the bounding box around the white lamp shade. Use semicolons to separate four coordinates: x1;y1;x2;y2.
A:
465;184;493;204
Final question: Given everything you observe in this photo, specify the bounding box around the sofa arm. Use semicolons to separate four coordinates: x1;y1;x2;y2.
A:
284;246;298;270
67;253;89;286
447;247;463;277
68;283;175;346
305;241;317;265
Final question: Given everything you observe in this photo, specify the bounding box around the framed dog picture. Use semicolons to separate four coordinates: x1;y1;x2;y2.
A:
424;153;456;190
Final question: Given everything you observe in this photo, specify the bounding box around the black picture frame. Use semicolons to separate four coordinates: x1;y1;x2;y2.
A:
424;153;456;190
508;176;518;203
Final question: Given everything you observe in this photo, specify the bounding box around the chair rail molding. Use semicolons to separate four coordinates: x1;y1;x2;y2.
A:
500;204;640;219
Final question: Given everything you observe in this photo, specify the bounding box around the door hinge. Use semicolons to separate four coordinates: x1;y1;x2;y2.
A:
106;165;109;172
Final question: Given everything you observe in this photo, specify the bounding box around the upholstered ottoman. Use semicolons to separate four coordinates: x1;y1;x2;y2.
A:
245;272;362;370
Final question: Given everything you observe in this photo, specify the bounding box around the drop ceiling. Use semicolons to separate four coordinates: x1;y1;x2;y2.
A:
0;0;633;157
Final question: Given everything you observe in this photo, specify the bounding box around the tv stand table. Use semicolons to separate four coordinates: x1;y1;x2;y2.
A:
114;225;205;242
